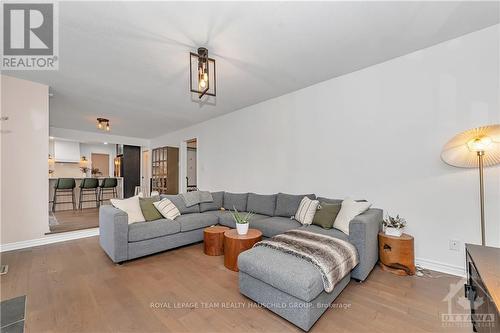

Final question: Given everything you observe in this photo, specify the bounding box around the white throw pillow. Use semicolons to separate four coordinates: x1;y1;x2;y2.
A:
110;195;145;224
334;198;372;235
153;198;181;220
294;196;320;225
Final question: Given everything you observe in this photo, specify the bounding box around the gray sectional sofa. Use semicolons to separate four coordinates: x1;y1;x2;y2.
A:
99;191;382;330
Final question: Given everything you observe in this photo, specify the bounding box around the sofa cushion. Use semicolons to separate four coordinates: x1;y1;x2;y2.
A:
128;219;181;242
161;194;200;214
334;198;372;235
153;198;181;220
175;212;218;232
312;202;342;229
294;196;320;225
317;197;343;204
139;196;162;221
110;195;145;224
274;193;316;218
199;191;224;212
251;216;301;237
298;224;349;242
238;246;324;302
223;192;248;211
210;211;267;229
246;193;276;216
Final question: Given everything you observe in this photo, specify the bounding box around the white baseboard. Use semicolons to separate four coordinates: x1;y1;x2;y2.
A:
415;257;466;277
0;228;99;252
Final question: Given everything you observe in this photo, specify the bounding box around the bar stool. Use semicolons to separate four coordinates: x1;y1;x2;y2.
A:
52;178;76;212
99;178;118;204
79;178;99;210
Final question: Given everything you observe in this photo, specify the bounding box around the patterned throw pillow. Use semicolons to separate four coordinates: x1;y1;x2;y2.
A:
153;198;181;220
294;196;320;225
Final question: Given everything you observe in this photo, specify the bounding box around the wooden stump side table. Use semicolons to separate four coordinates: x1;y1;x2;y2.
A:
203;226;230;256
378;232;416;276
223;229;262;272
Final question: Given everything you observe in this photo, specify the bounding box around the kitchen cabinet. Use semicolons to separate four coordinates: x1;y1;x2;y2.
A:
54;140;80;163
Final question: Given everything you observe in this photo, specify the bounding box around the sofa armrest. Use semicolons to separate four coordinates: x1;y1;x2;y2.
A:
348;208;383;281
99;205;129;263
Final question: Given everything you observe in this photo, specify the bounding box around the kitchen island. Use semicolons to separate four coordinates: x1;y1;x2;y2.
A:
49;177;123;211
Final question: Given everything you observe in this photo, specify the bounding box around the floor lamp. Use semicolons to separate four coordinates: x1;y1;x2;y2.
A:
441;124;500;246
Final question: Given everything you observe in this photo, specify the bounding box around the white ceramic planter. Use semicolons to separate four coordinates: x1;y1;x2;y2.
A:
385;227;403;237
236;223;249;235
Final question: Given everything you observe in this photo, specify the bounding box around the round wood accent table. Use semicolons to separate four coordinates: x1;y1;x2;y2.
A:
204;226;230;256
223;229;262;272
378;232;416;276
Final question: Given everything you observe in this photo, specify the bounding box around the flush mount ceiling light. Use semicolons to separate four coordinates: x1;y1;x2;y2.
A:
97;118;110;131
189;47;216;99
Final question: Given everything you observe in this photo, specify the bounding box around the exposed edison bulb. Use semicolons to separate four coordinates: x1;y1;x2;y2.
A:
106;123;110;131
97;122;103;129
199;79;207;89
467;136;492;152
203;72;208;81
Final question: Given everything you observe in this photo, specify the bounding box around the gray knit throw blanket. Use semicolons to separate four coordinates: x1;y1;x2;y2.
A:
254;229;359;293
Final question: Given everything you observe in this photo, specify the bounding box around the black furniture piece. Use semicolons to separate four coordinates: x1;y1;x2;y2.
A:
99;178;118;204
122;145;141;198
78;178;99;210
52;178;76;212
465;244;500;333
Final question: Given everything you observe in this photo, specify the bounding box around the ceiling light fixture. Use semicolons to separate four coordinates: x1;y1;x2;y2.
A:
97;118;110;131
189;47;216;99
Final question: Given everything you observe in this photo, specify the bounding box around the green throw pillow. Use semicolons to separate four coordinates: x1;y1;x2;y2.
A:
139;196;162;221
312;202;341;229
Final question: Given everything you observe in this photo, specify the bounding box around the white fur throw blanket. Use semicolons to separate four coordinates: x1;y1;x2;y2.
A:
254;229;359;293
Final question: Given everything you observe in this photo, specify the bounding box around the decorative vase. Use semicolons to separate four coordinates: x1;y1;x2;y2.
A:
385;227;403;237
236;223;249;235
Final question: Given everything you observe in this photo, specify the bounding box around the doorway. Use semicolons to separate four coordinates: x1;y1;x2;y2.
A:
91;153;110;177
186;138;197;192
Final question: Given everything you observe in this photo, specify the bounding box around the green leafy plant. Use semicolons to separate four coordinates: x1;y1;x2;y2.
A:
231;207;254;225
383;215;407;229
91;168;102;176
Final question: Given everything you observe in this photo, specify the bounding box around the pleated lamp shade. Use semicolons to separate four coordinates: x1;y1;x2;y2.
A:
441;124;500;168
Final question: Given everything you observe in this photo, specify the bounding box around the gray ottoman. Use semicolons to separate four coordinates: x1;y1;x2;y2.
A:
238;246;351;331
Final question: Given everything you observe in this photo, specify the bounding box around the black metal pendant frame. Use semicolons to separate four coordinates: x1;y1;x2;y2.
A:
189;47;216;99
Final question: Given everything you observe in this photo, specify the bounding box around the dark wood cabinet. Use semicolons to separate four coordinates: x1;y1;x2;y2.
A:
465;244;500;333
151;146;179;195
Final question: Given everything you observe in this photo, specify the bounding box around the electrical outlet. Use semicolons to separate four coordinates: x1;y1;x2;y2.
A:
449;239;461;251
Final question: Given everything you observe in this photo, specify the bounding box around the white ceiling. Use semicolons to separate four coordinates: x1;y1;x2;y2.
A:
6;1;499;138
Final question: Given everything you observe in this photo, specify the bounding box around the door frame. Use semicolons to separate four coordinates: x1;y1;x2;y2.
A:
180;137;198;193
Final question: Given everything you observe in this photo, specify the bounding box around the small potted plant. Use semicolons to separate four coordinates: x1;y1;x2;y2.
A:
383;214;407;237
91;168;102;177
80;166;89;177
231;207;254;235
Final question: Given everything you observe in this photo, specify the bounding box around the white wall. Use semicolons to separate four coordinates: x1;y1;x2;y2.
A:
1;75;50;244
50;127;150;147
152;25;500;273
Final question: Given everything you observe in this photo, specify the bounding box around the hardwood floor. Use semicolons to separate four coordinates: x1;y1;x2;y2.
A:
48;208;99;234
0;237;472;333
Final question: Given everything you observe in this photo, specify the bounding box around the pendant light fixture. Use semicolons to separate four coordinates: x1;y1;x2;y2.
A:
189;47;216;99
97;118;110;131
